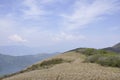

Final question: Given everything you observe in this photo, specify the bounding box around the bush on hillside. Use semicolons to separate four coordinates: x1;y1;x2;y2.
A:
26;58;72;71
85;53;120;67
40;58;64;67
74;48;115;56
81;48;120;68
97;56;120;67
81;48;97;56
85;54;102;63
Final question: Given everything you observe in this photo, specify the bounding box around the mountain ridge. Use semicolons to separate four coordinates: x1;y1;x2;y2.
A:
103;42;120;53
0;53;56;76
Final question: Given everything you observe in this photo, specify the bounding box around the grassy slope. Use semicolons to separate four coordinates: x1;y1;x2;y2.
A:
3;51;120;80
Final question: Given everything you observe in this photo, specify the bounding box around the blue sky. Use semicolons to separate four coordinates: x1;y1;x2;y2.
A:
0;0;120;53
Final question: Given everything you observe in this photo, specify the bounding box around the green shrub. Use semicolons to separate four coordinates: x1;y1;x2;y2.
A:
26;58;71;71
77;48;114;56
83;48;120;68
82;48;96;56
85;53;120;68
75;48;97;56
85;54;102;63
40;58;64;67
97;56;120;67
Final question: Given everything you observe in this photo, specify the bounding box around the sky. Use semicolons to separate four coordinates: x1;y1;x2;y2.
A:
0;0;120;53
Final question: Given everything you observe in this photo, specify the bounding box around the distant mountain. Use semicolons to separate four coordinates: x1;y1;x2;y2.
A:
0;45;42;56
103;42;120;53
0;53;56;76
113;43;120;49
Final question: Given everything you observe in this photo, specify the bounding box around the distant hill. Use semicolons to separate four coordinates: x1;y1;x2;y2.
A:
0;45;44;56
103;42;120;53
0;53;56;76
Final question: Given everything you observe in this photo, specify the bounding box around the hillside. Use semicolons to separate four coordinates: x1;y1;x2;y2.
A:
2;48;120;80
103;42;120;53
0;53;56;76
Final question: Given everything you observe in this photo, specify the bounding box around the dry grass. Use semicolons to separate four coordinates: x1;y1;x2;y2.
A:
3;51;120;80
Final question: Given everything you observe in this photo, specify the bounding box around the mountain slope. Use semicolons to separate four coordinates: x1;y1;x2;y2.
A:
103;42;120;53
0;53;56;76
2;49;120;80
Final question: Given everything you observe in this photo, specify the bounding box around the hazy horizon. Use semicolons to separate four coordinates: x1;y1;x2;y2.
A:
0;40;119;56
0;0;120;55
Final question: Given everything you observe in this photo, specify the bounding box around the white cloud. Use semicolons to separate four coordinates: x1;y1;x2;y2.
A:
0;16;18;35
0;17;15;28
61;0;120;30
22;0;45;18
40;0;54;4
40;0;65;4
21;0;67;19
8;34;27;42
52;32;86;42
